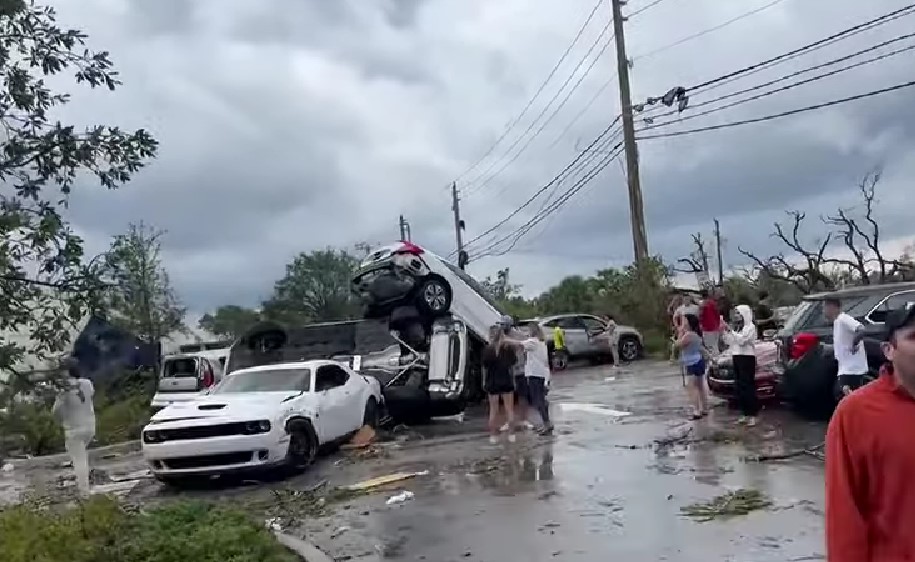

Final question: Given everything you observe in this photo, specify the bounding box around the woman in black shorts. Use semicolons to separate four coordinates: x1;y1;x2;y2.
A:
483;325;517;444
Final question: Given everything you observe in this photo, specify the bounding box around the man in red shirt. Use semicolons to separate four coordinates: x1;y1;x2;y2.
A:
698;289;721;358
826;306;915;561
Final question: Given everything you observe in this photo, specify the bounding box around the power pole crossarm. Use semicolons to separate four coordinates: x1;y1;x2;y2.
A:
451;182;468;269
610;0;649;263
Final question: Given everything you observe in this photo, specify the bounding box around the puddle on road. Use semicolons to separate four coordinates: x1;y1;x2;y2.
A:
560;403;632;417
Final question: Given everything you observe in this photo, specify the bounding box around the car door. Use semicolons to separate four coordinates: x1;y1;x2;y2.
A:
314;364;361;439
555;316;589;356
579;315;608;354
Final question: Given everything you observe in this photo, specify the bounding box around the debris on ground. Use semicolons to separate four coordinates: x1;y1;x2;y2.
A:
743;442;825;463
344;470;430;492
2;463;13;472
559;403;632;418
385;490;415;505
342;425;377;450
680;488;773;522
655;424;693;447
335;444;388;466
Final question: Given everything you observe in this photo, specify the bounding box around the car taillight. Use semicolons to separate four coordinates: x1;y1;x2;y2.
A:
789;332;819;360
395;241;423;255
199;365;215;388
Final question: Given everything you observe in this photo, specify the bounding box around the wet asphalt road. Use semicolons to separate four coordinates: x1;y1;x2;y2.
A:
1;360;829;561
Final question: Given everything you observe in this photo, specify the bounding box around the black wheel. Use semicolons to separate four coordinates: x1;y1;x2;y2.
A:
552;350;569;371
619;336;642;362
285;419;318;472
416;277;451;316
363;397;380;428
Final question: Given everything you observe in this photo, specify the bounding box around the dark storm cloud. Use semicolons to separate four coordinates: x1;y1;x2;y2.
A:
52;0;915;309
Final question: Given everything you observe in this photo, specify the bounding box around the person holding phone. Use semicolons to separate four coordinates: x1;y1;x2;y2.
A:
721;305;759;426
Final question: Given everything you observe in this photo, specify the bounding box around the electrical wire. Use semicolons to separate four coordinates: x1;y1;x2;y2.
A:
687;3;915;94
447;0;606;189
464;31;616;199
461;18;615;198
639;40;915;132
641;30;915;124
547;74;617;150
459;117;622;254
472;144;625;258
635;0;793;60
636;78;915;140
629;0;676;19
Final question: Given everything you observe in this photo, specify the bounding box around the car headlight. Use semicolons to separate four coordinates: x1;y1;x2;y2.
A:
244;420;271;434
143;430;161;444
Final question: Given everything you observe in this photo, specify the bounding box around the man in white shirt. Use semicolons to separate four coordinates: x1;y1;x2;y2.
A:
53;362;96;497
824;297;868;397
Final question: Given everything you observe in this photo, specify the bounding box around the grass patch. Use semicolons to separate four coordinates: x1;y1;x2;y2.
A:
680;488;773;522
0;495;299;562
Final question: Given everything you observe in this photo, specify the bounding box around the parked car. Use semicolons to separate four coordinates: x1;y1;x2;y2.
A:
149;354;223;412
521;315;644;364
142;360;382;484
707;341;781;403
777;282;915;415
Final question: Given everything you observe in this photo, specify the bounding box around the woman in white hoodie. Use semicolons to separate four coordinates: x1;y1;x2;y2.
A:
53;364;96;497
721;305;759;426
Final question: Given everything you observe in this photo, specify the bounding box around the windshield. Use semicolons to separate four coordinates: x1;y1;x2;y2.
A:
780;300;814;333
213;368;311;393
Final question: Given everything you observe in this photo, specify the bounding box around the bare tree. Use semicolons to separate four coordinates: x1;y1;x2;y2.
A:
738;211;836;294
675;233;711;275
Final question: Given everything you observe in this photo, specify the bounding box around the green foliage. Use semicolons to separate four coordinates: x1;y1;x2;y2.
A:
93;392;150;447
198;304;261;338
0;3;157;398
0;398;63;456
261;247;362;324
0;496;299;562
102;222;186;344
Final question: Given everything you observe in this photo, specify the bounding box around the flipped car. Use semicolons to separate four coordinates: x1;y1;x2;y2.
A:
141;360;382;484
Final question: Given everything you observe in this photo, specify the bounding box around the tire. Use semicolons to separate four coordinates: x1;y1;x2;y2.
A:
285;419;318;472
619;336;642;362
552;350;569;371
363;397;380;428
416;277;452;316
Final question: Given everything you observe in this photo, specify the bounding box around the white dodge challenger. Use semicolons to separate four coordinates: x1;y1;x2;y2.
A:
141;359;383;483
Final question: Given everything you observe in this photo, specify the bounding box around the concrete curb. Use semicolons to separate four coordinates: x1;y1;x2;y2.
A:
273;531;335;562
8;440;141;469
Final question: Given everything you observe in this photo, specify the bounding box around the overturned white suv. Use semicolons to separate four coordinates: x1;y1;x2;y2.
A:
141;360;382;484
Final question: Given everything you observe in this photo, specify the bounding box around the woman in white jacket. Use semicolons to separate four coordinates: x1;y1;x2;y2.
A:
53;364;96;497
721;305;759;426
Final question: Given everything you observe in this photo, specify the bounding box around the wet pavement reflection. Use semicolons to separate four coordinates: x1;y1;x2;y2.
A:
1;361;828;561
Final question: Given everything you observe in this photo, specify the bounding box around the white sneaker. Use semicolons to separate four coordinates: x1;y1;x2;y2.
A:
489;435;499;445
522;421;535;430
508;434;517;443
736;416;748;425
499;423;510;433
746;416;758;427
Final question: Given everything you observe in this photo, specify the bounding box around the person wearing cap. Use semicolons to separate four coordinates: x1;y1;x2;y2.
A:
824;296;867;397
826;306;915;561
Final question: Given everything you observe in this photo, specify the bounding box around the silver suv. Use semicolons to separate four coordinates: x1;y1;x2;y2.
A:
522;314;644;363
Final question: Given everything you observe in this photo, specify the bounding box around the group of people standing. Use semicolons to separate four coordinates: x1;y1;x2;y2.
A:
481;316;554;443
669;289;764;426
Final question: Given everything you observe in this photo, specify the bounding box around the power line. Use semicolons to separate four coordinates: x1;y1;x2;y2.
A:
636;78;915;140
635;0;793;60
642;30;915;124
458;119;622;253
628;0;676;19
464;31;616;199
639;40;915;132
447;0;606;187
685;3;915;94
462;18;615;197
546;76;615;149
471;140;624;257
473;144;625;258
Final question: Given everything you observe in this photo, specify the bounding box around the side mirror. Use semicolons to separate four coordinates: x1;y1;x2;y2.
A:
762;329;777;341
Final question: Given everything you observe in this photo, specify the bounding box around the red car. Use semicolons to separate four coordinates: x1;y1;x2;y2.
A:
707;341;782;403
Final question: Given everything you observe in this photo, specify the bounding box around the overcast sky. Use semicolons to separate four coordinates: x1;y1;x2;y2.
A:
54;0;915;314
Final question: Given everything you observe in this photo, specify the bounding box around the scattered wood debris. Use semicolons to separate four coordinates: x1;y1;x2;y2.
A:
680;489;773;522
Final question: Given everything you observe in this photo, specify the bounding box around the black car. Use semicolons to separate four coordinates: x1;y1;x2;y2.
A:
778;281;915;415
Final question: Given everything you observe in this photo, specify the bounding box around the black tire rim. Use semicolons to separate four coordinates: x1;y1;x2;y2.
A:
288;429;314;466
423;281;448;311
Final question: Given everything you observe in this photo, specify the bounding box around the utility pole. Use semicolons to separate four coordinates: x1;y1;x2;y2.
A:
714;218;724;285
610;0;649;263
398;215;411;241
451;182;468;269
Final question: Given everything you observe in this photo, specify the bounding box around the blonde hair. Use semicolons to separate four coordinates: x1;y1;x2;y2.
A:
527;321;544;341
